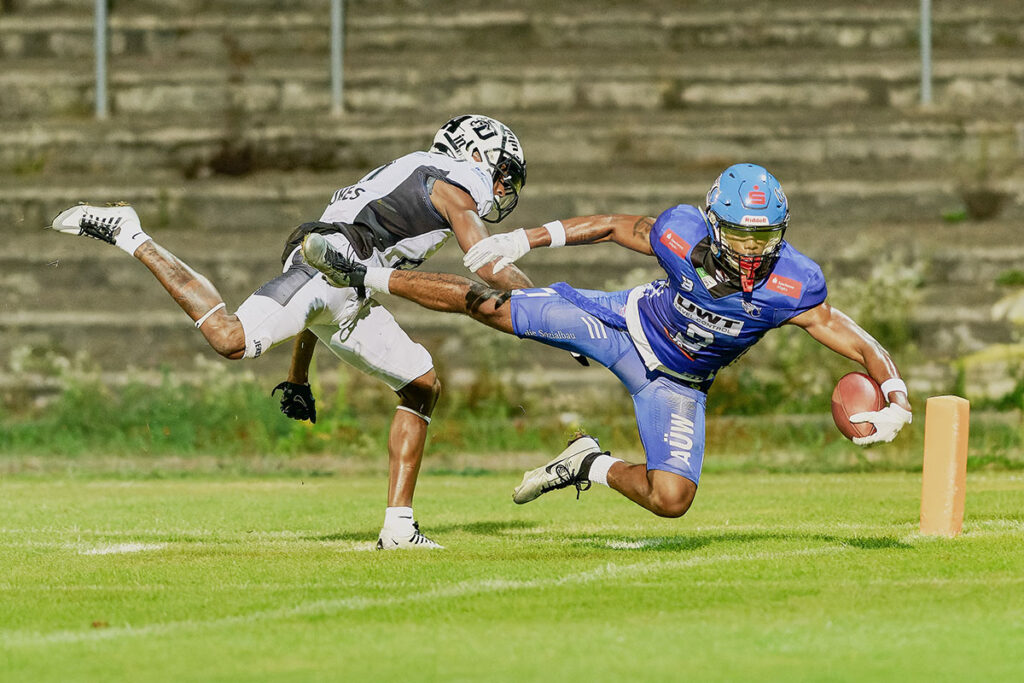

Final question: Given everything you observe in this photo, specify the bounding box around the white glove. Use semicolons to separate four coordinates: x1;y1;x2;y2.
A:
849;404;913;446
463;229;531;274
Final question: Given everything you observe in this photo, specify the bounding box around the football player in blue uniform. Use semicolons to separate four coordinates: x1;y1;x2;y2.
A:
300;163;913;519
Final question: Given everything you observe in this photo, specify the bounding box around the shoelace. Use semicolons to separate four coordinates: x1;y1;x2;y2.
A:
79;213;122;243
544;463;592;500
324;247;352;271
410;522;439;546
322;246;367;297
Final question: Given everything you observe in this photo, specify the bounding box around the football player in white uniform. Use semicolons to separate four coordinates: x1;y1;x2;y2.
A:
49;115;533;549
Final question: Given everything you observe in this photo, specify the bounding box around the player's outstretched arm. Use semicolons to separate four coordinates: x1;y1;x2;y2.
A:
462;214;656;274
430;178;534;291
787;301;912;444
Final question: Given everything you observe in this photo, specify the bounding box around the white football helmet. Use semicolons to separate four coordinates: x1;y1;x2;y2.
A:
430;114;526;222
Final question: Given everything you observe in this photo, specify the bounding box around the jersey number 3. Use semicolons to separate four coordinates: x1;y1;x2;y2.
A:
673;323;715;356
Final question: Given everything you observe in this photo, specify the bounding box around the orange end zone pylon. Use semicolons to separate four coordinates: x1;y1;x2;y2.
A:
920;395;970;537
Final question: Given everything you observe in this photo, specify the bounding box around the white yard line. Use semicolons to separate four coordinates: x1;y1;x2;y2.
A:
5;520;1023;649
75;543;168;556
4;545;845;649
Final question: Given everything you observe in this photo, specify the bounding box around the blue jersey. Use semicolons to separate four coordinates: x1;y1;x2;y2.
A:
625;204;827;387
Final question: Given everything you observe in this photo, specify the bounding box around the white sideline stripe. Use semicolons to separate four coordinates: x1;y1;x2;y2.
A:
606;540;653;549
0;582;359;592
0;528;367;538
4;545;843;648
341;542;378;552
0;539;375;551
76;543;167;555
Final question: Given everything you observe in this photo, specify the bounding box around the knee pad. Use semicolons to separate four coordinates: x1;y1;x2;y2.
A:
397;375;441;419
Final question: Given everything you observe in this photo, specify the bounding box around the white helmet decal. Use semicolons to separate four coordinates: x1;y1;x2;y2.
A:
430;114;526;222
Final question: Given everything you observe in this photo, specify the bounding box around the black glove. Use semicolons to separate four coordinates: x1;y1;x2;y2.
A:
271;381;317;423
570;352;590;367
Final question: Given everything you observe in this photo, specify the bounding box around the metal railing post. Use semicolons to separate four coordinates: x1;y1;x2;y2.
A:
920;0;932;105
330;0;345;115
94;0;109;119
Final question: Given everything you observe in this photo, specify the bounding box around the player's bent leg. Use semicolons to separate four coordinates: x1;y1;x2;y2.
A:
50;204;248;358
606;466;697;518
621;373;707;517
511;434;697;517
396;369;442;420
390;369;441;506
377;370;444;550
134;240;241;348
194;311;247;359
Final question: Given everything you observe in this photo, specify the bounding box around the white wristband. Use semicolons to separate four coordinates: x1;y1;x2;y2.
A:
879;378;908;399
194;302;226;329
543;220;566;248
363;267;394;295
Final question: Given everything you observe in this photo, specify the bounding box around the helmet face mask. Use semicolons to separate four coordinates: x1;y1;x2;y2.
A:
486;155;526;222
704;163;789;292
430;114;526;223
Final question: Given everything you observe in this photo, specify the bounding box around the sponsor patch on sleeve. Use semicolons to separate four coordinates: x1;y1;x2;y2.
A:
659;230;691;259
766;273;803;298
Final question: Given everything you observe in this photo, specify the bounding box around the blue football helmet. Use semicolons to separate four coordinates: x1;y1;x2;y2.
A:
704;163;790;292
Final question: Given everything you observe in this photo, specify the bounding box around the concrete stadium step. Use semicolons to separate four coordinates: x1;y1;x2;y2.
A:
8;0;1022;13
2;220;1016;329
2;217;1014;398
3;165;1020;236
2;109;1018;179
2;46;1023;120
3;3;1024;61
3;248;1015;337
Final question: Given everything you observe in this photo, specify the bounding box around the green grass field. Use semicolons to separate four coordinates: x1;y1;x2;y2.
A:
2;471;1023;681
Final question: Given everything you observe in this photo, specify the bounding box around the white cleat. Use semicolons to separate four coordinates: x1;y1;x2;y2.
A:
376;522;444;550
301;233;367;291
49;203;150;255
513;434;604;504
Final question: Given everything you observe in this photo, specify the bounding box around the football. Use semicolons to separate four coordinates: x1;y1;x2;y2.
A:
831;372;886;440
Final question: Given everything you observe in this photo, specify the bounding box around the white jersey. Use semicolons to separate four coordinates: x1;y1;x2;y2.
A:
317;151;494;269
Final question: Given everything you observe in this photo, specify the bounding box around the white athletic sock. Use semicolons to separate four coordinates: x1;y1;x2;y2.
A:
364;267;394;294
587;454;622;487
383;506;415;531
118;229;152;257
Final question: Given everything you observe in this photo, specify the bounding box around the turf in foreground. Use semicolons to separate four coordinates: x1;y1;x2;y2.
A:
1;472;1023;682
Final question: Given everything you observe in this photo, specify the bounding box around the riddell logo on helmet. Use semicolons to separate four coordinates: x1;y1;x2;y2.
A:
740;215;771;226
